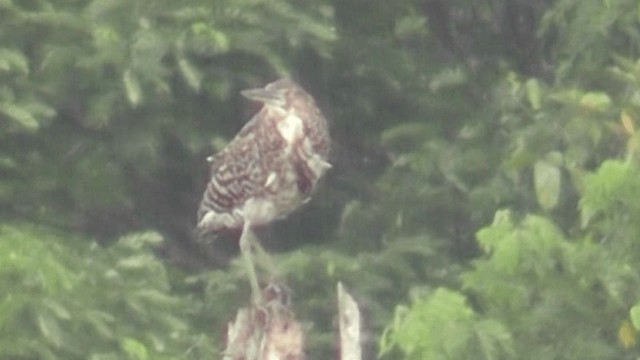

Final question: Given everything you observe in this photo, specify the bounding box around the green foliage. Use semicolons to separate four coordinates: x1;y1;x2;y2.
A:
533;155;562;210
579;160;640;226
380;288;513;360
3;0;640;358
0;0;336;234
382;165;640;358
0;224;215;359
459;200;639;359
540;0;640;81
368;1;640;358
246;235;446;358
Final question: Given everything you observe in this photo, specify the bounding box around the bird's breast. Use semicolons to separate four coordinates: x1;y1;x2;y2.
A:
275;111;304;149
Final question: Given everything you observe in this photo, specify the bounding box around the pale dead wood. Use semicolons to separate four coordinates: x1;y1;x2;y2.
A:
224;283;304;360
338;282;362;360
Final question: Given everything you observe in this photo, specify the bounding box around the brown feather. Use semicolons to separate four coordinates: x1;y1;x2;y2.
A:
197;78;331;237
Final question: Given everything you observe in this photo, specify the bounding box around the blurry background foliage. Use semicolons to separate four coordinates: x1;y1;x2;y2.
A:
1;0;640;358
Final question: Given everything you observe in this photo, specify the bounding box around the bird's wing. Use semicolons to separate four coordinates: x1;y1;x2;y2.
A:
206;153;224;175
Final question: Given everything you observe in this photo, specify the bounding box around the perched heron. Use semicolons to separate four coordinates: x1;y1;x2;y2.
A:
197;78;331;301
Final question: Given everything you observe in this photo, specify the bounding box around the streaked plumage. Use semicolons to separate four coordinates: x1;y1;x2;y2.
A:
197;78;331;237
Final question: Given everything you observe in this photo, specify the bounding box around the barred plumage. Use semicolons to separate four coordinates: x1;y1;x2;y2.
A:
197;78;331;237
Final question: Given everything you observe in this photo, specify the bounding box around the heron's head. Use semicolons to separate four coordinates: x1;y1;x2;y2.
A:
241;78;313;110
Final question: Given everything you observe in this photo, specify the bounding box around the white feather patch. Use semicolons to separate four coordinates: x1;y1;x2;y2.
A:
277;113;304;143
265;171;277;188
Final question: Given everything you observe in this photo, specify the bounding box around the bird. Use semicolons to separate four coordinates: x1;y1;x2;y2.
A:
197;78;331;300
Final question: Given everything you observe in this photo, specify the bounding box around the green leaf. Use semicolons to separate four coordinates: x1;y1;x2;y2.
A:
429;66;468;92
190;23;230;53
0;48;29;75
473;320;515;360
579;92;611;111
123;69;142;106
178;58;202;92
43;299;71;320
0;102;39;130
38;313;65;347
534;160;561;210
525;78;542;110
631;304;640;330
117;255;155;270
121;338;148;360
381;122;432;152
118;232;163;250
24;101;56;119
579;160;640;226
395;15;427;38
476;216;520;274
85;310;116;339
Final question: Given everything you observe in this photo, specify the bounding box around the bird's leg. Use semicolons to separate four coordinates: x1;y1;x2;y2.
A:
250;237;277;276
239;221;261;303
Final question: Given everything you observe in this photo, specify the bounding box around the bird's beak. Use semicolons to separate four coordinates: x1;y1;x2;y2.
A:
241;88;284;106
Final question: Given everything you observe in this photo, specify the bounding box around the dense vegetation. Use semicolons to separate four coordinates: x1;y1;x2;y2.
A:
1;0;640;358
